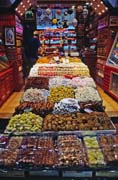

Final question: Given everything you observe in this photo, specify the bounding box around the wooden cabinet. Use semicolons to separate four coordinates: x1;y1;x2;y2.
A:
0;68;14;107
96;14;117;89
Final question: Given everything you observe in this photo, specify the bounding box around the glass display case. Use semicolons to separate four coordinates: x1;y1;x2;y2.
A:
110;72;118;97
106;32;118;66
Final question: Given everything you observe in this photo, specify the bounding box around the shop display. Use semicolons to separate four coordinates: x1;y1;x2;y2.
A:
102;146;118;165
98;134;115;147
6;136;23;150
29;63;90;77
57;135;87;167
71;76;96;88
0;133;118;170
48;86;74;103
79;101;105;112
0;149;19;166
43;112;115;132
21;88;49;103
53;98;80;114
83;136;99;148
25;77;49;90
86;148;105;167
15;101;55;117
5;112;43;133
0;1;118;178
49;76;72;89
75;87;102;102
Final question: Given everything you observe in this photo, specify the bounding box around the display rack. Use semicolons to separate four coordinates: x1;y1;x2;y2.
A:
104;32;118;101
83;10;98;79
96;14;117;89
38;29;77;56
96;14;111;88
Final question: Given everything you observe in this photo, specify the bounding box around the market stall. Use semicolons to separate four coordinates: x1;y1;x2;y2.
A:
0;55;118;178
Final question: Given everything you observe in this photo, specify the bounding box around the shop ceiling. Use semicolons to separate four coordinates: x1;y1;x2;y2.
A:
0;0;114;16
14;0;108;17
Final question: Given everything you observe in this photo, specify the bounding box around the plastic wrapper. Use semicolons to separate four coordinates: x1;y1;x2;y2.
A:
5;112;43;134
21;88;49;103
49;77;72;89
53;98;80;114
71;77;96;88
75;87;102;102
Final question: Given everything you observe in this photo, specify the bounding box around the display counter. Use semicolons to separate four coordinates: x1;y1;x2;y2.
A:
0;133;118;178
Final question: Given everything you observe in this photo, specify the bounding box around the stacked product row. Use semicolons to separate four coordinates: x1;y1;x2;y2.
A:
0;134;118;168
29;63;90;77
5;112;115;133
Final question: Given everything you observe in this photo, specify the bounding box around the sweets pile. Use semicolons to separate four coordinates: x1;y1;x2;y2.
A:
1;56;117;171
29;63;90;77
0;134;118;168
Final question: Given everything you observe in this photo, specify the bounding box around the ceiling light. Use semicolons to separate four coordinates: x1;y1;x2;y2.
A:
21;2;23;5
98;12;101;15
97;4;100;7
23;5;25;8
